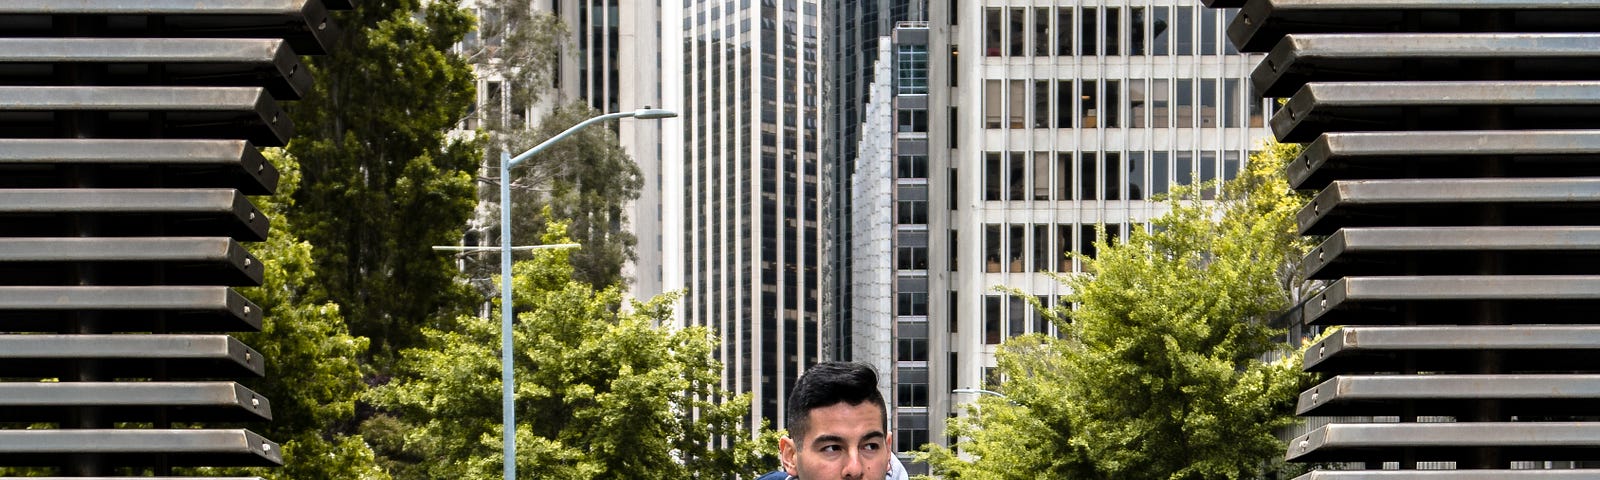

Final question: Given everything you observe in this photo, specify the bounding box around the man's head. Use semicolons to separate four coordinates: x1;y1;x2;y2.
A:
778;362;891;480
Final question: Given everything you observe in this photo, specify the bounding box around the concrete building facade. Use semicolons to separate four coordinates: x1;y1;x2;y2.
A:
868;2;1276;472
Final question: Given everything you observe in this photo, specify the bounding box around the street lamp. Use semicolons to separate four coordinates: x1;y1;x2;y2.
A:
952;388;1009;400
441;107;675;480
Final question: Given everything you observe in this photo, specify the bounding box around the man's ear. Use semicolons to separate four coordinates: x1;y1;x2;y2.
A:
779;436;799;475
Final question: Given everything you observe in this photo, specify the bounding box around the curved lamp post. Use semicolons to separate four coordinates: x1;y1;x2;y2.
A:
436;107;676;480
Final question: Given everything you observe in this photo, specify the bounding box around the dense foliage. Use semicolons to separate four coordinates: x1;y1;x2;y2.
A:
365;227;772;479
919;143;1317;480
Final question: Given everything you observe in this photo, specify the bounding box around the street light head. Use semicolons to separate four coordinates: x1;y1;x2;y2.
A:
632;107;678;119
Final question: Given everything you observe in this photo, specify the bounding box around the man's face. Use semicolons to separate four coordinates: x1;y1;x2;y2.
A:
778;402;892;480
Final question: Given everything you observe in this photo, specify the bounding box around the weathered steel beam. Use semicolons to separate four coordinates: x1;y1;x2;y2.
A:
0;39;309;100
0;286;262;332
1287;131;1600;191
1305;276;1600;325
1298;374;1600;417
0;237;262;286
0;86;290;146
0;334;264;379
1303;227;1600;279
1297;178;1600;236
0;382;270;423
1273;82;1600;142
1227;0;1600;52
1286;422;1600;463
0;140;276;194
0;189;267;241
1304;326;1600;374
0;430;281;467
1256;34;1600;97
0;0;341;55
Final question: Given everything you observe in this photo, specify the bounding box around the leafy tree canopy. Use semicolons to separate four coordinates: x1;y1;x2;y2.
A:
918;143;1317;480
365;224;772;479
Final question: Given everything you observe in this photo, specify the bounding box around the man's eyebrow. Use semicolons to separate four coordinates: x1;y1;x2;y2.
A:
859;431;886;442
811;434;846;445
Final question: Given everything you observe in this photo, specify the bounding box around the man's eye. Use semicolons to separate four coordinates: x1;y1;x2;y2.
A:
820;445;843;453
863;442;882;451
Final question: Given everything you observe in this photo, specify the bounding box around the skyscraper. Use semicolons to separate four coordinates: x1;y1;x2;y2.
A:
664;0;828;433
857;2;1276;473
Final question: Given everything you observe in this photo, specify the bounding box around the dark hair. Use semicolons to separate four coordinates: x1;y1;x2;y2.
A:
785;362;886;441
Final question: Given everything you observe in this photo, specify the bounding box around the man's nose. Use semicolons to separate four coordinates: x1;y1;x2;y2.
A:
840;448;866;480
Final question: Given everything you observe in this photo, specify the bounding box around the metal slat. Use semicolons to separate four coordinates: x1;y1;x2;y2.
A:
0;429;281;467
0;139;277;194
1298;375;1600;417
1304;326;1600;374
0;86;290;146
1255;34;1600;97
1228;0;1600;52
1286;422;1600;463
1305;276;1600;326
0;382;270;423
1292;471;1600;479
0;237;262;286
1298;178;1600;235
0;189;267;241
0;39;309;100
0;335;263;378
0;0;340;55
1304;227;1600;279
1288;131;1600;191
0;286;262;332
1272;82;1600;142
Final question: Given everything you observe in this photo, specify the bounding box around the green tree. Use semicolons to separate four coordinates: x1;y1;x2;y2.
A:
186;149;388;479
501;103;644;288
365;225;772;479
919;143;1316;479
286;0;482;363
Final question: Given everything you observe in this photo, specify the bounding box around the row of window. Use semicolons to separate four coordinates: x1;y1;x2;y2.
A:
981;150;1244;202
984;5;1237;58
980;223;1125;274
983;78;1266;130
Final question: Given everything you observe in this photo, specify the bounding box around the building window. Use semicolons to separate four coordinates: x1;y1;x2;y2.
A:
1057;152;1073;200
1008;152;1026;201
984;225;1002;272
1152;6;1171;55
985;8;1002;56
1176;79;1194;128
1033;225;1051;271
1033;152;1051;201
1033;80;1051;129
1080;7;1097;55
1152;78;1171;127
984;152;1002;201
1129;7;1147;55
1008;80;1025;128
897;371;928;407
984;295;1002;344
897;199;927;225
1081;80;1098;127
1057;225;1073;272
898;291;929;315
1175;5;1194;56
1034;296;1052;334
1176;151;1195;188
985;80;1003;128
1105;152;1122;200
1056;8;1073;56
898;337;928;361
1224;79;1241;128
898;154;927;179
1009;8;1025;56
1034;7;1050;56
1105;7;1120;56
896;45;928;94
1056;80;1074;127
1200;79;1217;127
1008;224;1025;272
1106;79;1121;127
1009;296;1027;338
1201;7;1219;55
1129;151;1146;200
898;109;927;133
1080;152;1097;200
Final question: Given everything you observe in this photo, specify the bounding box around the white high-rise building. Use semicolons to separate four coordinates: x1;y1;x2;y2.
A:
863;4;1275;474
